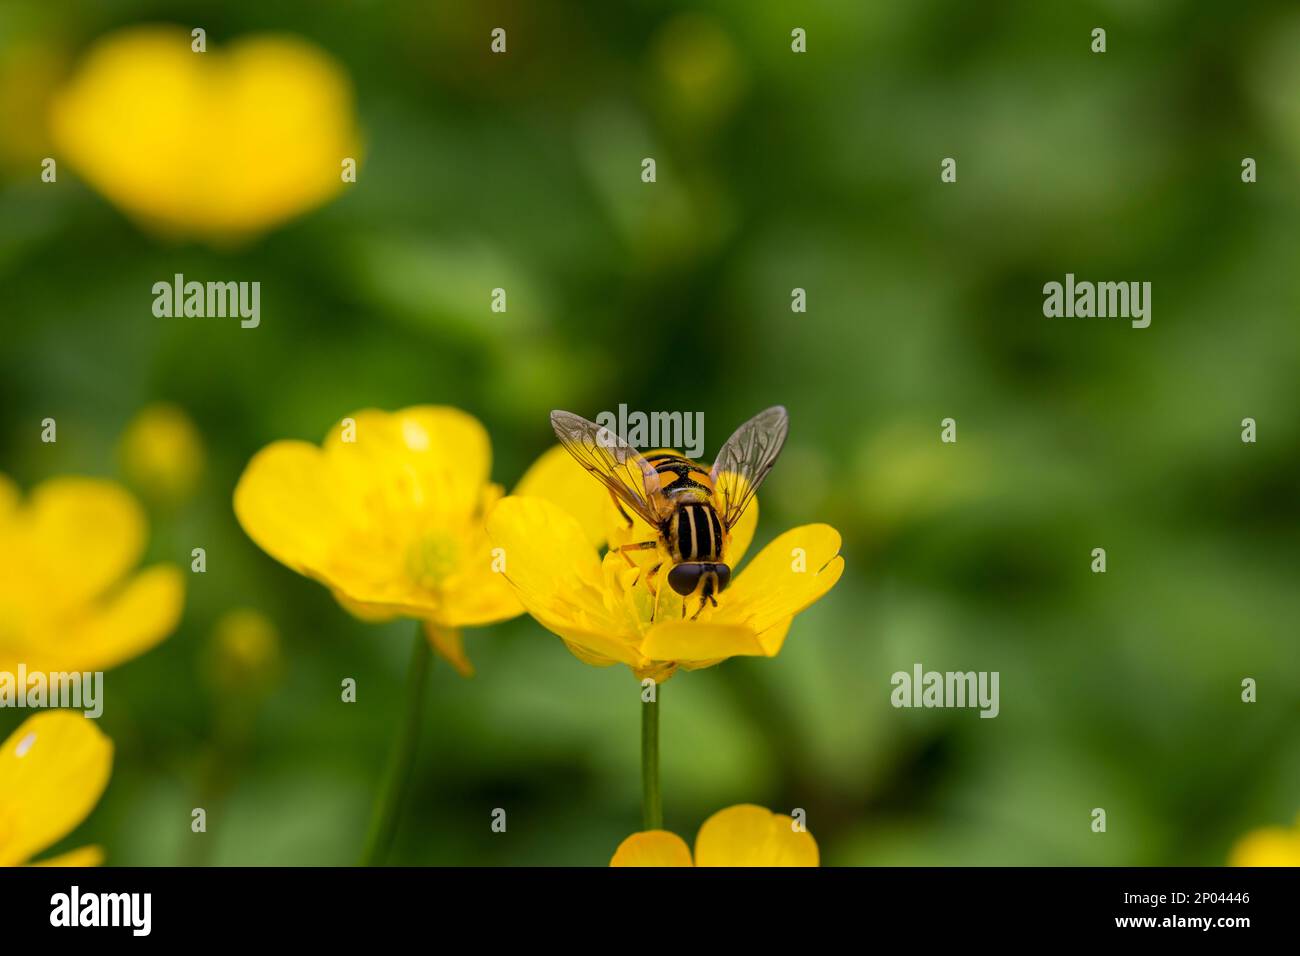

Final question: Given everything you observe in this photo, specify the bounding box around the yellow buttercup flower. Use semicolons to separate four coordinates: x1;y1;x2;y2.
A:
234;406;523;675
1229;813;1300;866
489;445;844;681
610;804;818;867
118;402;205;506
0;474;185;674
0;711;113;867
208;608;282;693
49;26;360;241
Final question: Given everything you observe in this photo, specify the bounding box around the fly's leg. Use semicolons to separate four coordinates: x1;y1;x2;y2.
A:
645;563;663;622
688;593;717;621
610;493;635;529
618;540;660;589
643;562;662;599
691;574;722;621
617;540;658;571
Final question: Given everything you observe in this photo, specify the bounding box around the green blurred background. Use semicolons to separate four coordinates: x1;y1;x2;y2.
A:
2;0;1298;865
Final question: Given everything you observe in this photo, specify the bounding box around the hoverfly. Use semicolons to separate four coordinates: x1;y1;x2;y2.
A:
550;406;789;619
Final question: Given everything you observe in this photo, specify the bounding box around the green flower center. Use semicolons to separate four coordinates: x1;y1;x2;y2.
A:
407;531;461;591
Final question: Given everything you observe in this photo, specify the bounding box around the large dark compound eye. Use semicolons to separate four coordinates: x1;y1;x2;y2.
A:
713;563;732;591
668;563;704;596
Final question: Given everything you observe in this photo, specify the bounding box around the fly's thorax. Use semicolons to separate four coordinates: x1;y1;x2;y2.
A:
665;500;725;563
646;452;714;497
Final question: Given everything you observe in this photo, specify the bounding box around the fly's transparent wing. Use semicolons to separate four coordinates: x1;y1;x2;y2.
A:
550;410;667;526
710;406;789;529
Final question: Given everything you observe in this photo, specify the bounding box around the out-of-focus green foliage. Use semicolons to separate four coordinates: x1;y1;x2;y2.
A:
1;0;1297;866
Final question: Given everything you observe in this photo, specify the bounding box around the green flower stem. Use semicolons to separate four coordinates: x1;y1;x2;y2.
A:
360;624;432;866
641;690;662;830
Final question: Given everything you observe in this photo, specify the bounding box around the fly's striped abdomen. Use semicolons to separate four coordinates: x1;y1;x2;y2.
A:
666;502;724;563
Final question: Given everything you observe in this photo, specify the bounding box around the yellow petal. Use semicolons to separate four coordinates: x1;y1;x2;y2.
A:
714;524;843;634
32;845;105;867
724;493;759;567
23;477;146;612
424;622;474;678
331;591;402;623
49;28;205;232
754;617;792;657
550;626;647;669
640;621;766;663
560;638;624;669
0;472;20;521
513;444;616;549
487;496;630;651
235;439;415;611
214;36;359;235
50;27;359;240
0;712;112;867
693;804;819;867
35;564;186;673
610;830;694;867
323;406;491;526
676;621;790;672
426;536;524;628
1229;826;1300;866
234;440;338;578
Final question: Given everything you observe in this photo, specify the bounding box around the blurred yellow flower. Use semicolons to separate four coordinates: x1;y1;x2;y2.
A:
49;26;360;241
0;711;112;867
0;474;185;674
234;407;523;676
651;13;747;130
610;804;818;867
1229;814;1300;866
0;42;67;168
489;446;843;681
118;402;205;506
208;607;282;693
